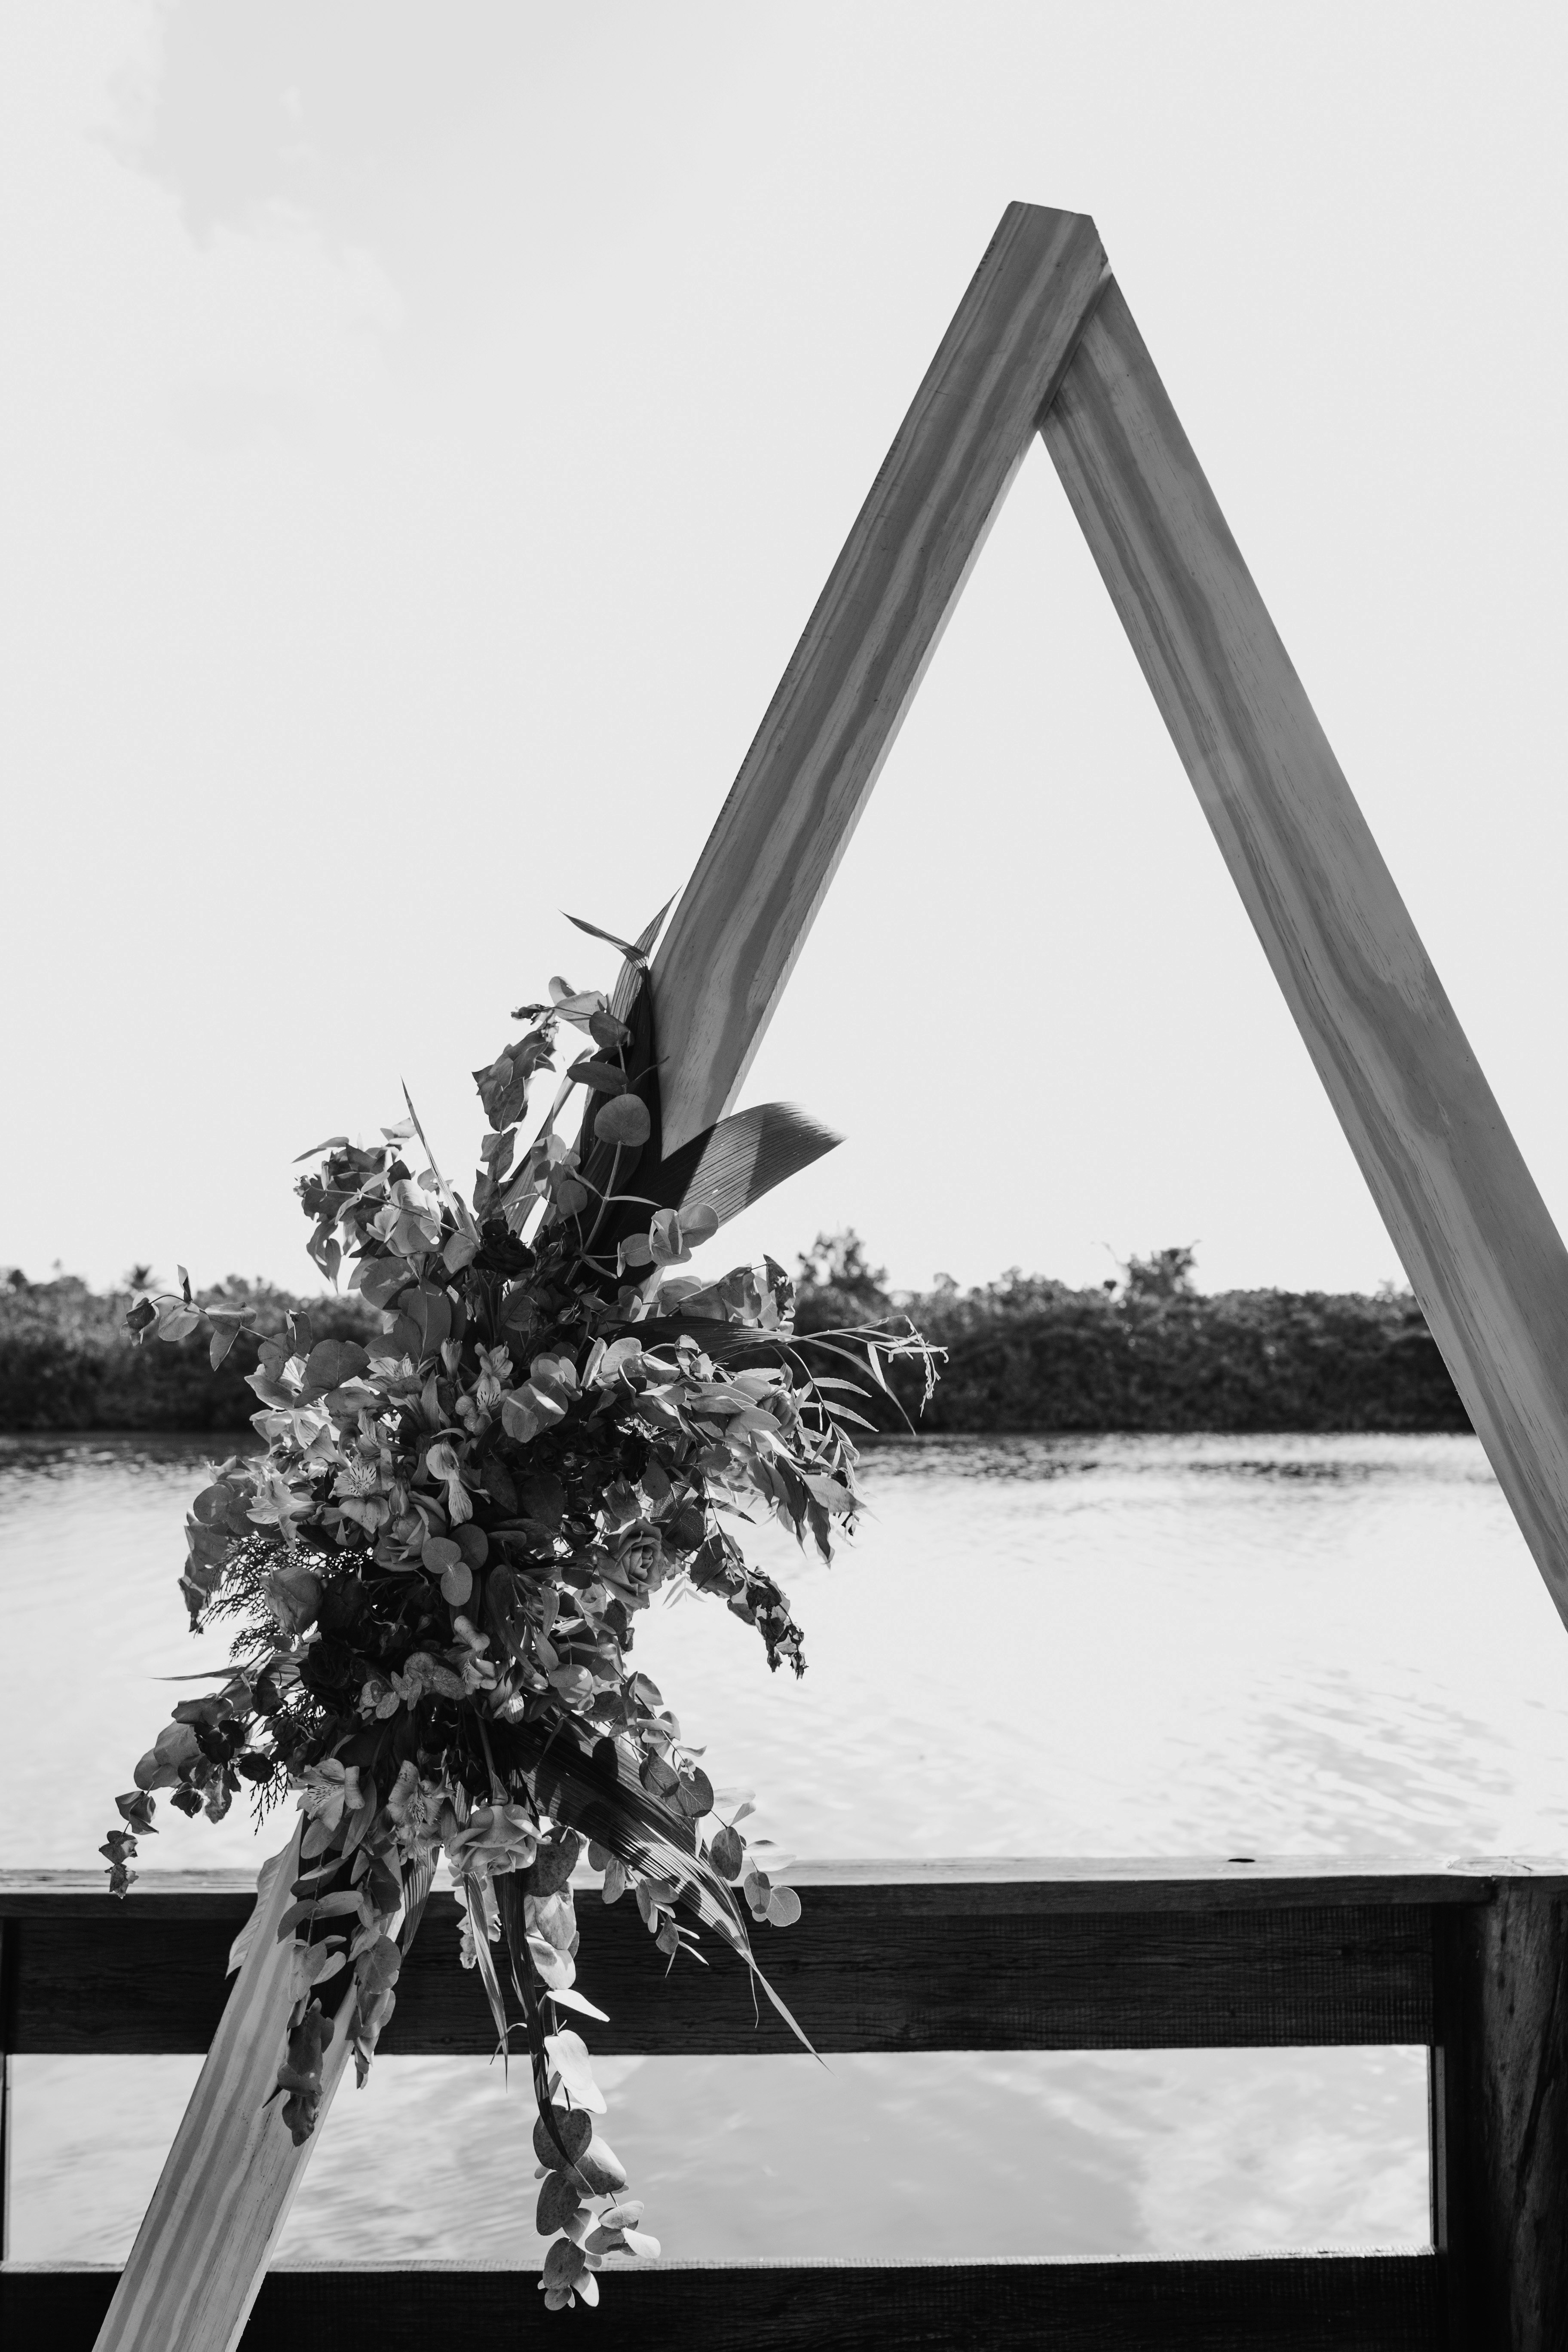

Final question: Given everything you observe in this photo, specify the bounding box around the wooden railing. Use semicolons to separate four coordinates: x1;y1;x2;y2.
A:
2;1856;1565;2348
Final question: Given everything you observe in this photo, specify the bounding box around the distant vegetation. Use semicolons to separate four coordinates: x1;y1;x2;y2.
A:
0;1271;374;1433
793;1234;1470;1435
0;1237;1469;1436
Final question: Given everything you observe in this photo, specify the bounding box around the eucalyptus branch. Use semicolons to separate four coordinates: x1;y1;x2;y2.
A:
101;926;937;2313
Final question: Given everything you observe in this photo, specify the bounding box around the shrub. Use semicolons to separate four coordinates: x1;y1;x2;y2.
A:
790;1234;1469;1435
0;1270;377;1433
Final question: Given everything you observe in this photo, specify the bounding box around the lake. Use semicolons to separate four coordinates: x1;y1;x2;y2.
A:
6;1430;1567;2267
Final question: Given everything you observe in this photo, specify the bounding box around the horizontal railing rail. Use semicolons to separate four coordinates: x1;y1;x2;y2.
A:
3;1856;1565;2347
0;2254;1441;2351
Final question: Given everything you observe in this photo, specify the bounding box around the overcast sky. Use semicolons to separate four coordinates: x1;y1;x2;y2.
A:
4;2;1565;1300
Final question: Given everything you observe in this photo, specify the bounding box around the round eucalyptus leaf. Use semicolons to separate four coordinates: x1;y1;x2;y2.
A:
577;2135;628;2195
543;2236;587;2288
593;1094;652;1147
709;1824;744;1880
533;2106;593;2170
536;2170;583;2236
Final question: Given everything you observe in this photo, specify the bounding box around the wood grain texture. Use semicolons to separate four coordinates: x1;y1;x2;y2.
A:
401;1894;1434;2055
4;1853;1553;1915
1431;1882;1568;2348
2;2255;1441;2350
650;199;1108;1154
90;1828;357;2352
778;1855;1540;1913
0;1870;262;1911
0;1917;12;2264
1041;279;1568;1633
12;1879;1435;2055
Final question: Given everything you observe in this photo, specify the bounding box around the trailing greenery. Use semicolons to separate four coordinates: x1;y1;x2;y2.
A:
96;919;934;2312
2;1235;1467;1438
793;1235;1470;1435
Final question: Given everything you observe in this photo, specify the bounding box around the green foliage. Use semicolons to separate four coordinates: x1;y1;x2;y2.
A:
0;1271;375;1432
100;935;936;2309
791;1230;895;1335
5;1241;1469;1439
1119;1244;1198;1304
788;1235;1469;1435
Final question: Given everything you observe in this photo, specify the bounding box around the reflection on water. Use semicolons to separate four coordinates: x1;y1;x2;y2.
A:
13;2046;1428;2266
5;1430;1565;2263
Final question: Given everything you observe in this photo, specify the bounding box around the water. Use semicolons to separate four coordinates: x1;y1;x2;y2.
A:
7;1430;1568;2267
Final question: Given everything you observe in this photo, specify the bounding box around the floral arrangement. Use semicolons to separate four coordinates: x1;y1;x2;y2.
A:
102;911;934;2313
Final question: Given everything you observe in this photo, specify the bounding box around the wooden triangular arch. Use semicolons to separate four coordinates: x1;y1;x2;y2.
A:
96;200;1568;2352
654;199;1568;1638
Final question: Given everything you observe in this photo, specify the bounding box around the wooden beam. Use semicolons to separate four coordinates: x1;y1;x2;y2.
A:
78;211;1568;2352
69;207;1109;2352
649;200;1108;1153
3;1865;1472;2056
1041;280;1568;1633
89;1829;356;2352
1430;1880;1568;2349
0;1917;12;2264
3;2254;1442;2351
6;1850;1538;1916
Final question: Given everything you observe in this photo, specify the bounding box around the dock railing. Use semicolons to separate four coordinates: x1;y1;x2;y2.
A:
2;1856;1565;2348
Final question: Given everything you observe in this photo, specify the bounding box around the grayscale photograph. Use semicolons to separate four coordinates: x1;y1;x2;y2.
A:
1;6;1563;2346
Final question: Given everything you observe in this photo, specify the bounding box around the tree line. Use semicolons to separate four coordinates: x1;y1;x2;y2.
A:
792;1234;1469;1434
0;1235;1469;1436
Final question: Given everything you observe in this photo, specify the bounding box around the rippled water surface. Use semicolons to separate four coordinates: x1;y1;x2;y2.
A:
7;1431;1567;2266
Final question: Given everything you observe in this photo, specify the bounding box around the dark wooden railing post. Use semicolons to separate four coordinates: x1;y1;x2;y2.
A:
1430;1880;1568;2346
0;1913;13;2263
